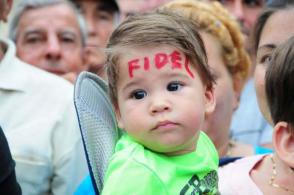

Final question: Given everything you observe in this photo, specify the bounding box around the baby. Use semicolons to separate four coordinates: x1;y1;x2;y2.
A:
102;10;219;194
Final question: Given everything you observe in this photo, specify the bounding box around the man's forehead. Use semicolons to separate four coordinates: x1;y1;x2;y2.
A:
19;4;78;24
21;3;75;17
22;27;80;35
72;0;119;12
17;6;81;34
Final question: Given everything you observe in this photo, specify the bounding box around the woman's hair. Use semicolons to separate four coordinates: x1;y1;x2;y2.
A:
162;0;251;93
265;36;294;126
106;10;215;107
252;1;294;54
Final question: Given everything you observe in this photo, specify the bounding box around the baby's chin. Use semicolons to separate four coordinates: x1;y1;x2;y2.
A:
143;142;196;156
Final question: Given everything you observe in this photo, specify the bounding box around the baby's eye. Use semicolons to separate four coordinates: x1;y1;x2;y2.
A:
167;81;183;92
131;90;147;100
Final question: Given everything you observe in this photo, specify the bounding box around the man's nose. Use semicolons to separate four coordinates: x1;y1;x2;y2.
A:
45;36;62;61
86;16;96;37
232;1;245;23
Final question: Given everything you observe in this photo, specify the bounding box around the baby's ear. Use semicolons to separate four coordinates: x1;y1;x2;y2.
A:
273;121;294;168
204;85;215;116
114;106;124;130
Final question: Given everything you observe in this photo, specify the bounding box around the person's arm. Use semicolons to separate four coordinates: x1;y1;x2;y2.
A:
0;126;21;195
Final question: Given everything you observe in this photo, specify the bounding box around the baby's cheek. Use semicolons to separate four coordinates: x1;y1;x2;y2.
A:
188;112;205;130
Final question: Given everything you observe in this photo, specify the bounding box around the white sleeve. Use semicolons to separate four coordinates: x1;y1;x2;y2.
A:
51;100;88;195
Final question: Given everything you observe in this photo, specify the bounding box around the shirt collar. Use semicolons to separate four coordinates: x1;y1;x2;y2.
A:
0;39;28;91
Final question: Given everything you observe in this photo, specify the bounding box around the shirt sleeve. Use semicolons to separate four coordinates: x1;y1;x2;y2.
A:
51;101;88;195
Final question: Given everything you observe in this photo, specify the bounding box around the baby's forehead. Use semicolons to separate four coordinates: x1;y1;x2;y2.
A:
118;45;185;64
114;45;200;80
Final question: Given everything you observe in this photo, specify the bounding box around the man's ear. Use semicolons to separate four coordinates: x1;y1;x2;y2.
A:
204;85;215;116
1;0;13;22
273;121;294;168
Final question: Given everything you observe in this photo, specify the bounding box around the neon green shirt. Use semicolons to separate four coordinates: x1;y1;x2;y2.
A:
102;131;218;195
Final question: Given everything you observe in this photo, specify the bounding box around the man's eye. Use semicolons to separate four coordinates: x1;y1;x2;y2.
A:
244;0;262;7
131;90;147;100
167;82;183;92
61;33;76;43
25;36;42;44
95;12;113;21
62;37;75;43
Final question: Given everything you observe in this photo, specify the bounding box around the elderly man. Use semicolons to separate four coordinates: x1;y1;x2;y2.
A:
9;0;88;83
0;0;88;194
71;0;119;79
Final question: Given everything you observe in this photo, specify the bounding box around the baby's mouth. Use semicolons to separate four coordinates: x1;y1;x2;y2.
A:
152;120;178;131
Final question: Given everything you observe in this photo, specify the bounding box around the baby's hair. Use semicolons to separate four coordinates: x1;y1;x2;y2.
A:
106;9;215;107
265;36;294;130
162;0;251;93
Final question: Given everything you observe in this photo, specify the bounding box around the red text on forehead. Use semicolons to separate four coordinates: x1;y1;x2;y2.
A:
127;50;194;78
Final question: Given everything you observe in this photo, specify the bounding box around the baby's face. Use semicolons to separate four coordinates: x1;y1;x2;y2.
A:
115;45;215;155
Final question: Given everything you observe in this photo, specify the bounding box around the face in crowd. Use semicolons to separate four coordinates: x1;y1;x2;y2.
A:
218;0;265;36
73;0;117;76
15;3;85;77
254;8;294;124
0;0;12;22
201;32;239;150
